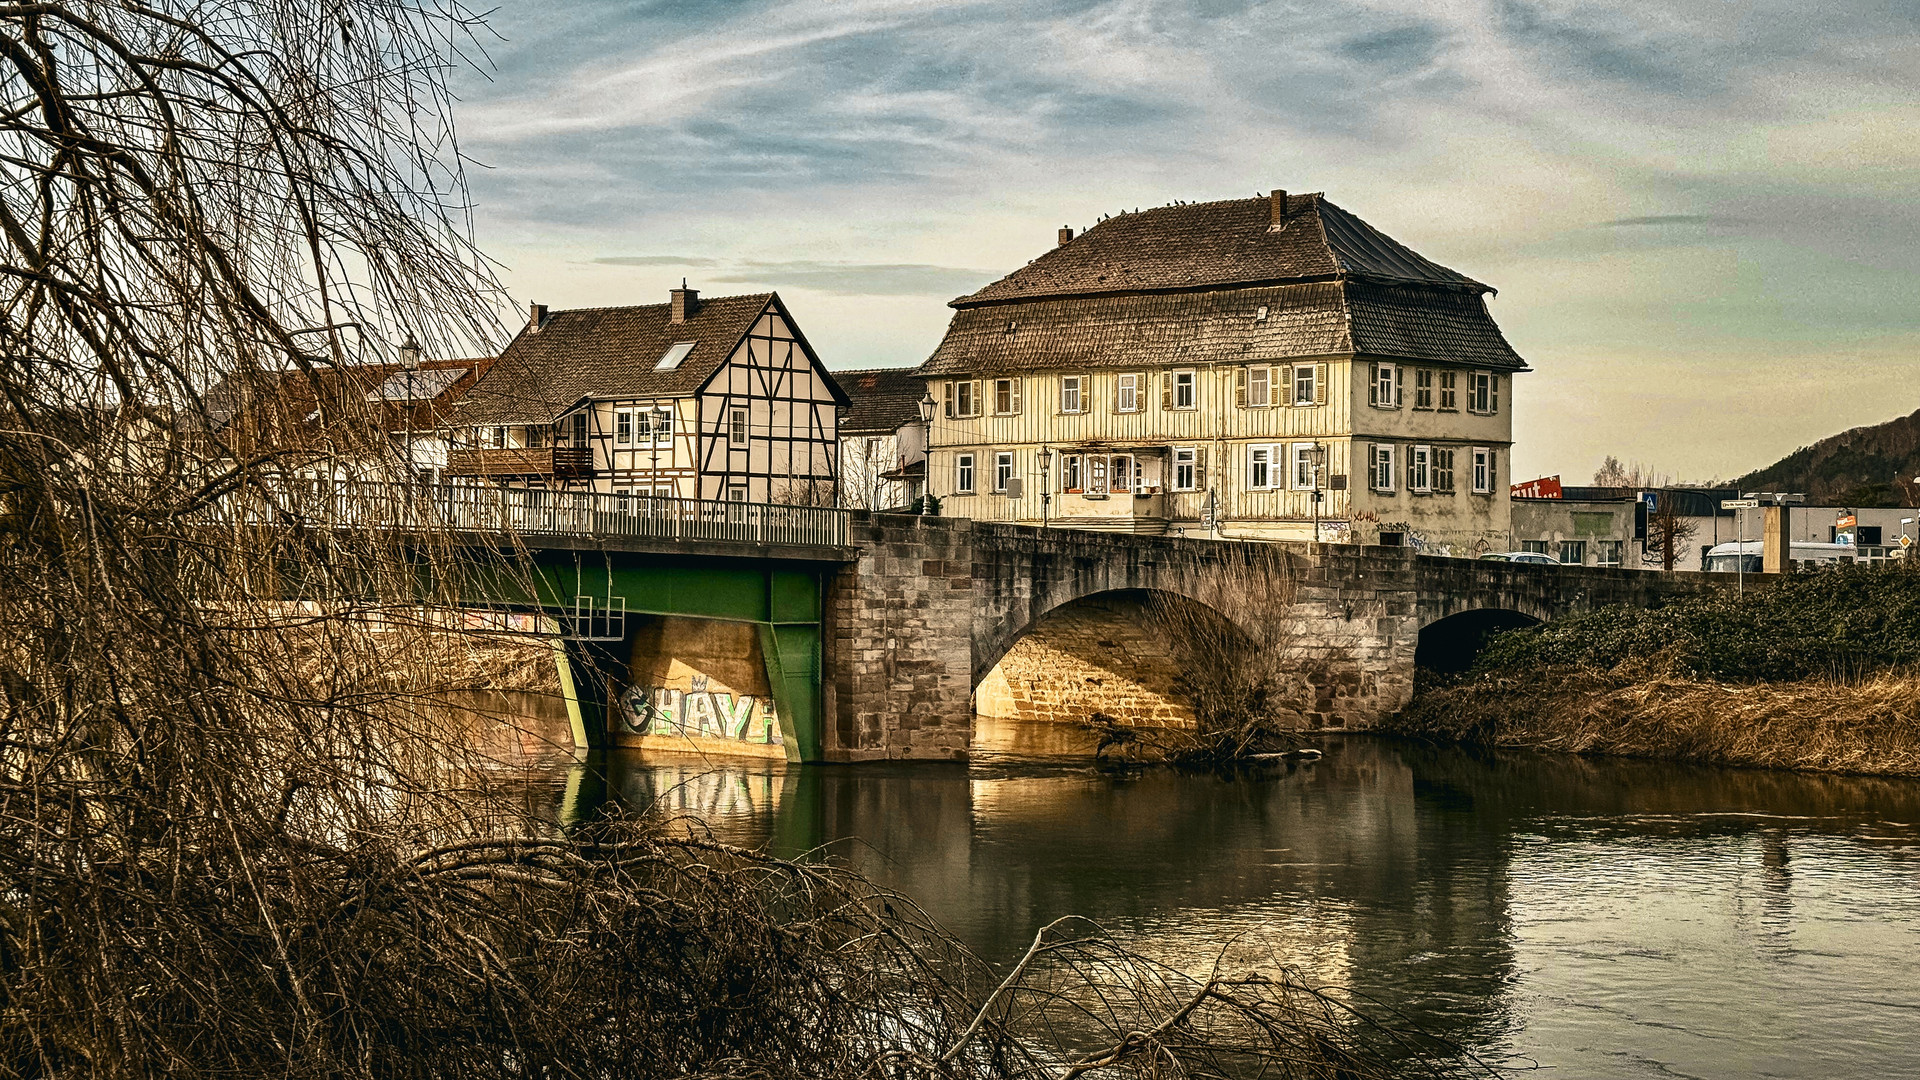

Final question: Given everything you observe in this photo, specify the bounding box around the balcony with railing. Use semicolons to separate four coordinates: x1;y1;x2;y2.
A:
445;446;593;479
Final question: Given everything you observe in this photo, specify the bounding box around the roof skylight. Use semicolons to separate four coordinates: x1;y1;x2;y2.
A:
656;341;696;370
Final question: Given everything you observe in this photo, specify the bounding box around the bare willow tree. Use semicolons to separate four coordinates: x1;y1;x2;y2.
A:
0;4;1504;1077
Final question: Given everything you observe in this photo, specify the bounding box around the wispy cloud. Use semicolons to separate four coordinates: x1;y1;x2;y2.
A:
1602;215;1733;227
591;256;991;297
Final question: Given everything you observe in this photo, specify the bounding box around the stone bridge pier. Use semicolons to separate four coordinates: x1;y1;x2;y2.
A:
822;513;1709;762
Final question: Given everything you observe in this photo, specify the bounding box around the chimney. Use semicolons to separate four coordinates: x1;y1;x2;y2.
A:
1269;189;1288;231
1058;226;1074;246
528;302;547;333
671;281;699;324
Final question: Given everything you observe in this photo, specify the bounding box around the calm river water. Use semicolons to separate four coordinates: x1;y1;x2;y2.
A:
541;721;1920;1078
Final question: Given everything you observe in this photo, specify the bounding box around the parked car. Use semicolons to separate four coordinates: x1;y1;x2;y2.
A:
1478;551;1558;565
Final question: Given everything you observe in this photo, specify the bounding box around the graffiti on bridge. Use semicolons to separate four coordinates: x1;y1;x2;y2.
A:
619;678;783;746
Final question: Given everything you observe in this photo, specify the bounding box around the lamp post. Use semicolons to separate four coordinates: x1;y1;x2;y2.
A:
917;391;937;517
397;333;420;487
1309;442;1327;544
1037;445;1053;527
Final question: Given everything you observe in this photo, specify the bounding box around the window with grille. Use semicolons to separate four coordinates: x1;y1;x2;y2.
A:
728;408;748;447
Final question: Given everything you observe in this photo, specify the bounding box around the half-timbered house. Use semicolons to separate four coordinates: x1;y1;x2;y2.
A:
449;288;847;503
914;191;1531;553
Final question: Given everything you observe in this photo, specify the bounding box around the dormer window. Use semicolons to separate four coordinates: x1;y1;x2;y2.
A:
656;341;696;370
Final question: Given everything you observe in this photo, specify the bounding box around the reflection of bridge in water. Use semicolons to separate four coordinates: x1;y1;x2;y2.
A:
550;736;1920;1074
261;481;1719;762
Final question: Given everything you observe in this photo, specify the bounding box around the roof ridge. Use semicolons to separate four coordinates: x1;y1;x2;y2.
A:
535;292;775;317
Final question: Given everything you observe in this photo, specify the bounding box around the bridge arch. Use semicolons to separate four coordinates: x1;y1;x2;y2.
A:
1414;608;1543;674
973;588;1255;732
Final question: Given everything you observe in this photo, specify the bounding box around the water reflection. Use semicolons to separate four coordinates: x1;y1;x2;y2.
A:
542;730;1920;1079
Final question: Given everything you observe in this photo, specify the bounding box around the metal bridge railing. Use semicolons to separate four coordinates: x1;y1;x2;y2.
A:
210;480;851;549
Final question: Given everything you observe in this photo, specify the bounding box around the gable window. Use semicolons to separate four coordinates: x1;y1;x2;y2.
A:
728;407;748;448
1116;373;1141;413
1291;442;1319;490
1439;371;1458;411
1170;370;1196;410
1247;365;1272;407
614;411;633;446
1060;375;1084;414
955;453;976;494
1433;447;1456;493
1062;454;1084;492
1469;372;1498;414
1371;444;1396;492
1414;369;1434;410
993;451;1015;493
1410;445;1432;492
1471;446;1494;493
1292;365;1319;406
1248;446;1272;490
993;378;1022;416
1173;447;1198;491
1370;363;1400;408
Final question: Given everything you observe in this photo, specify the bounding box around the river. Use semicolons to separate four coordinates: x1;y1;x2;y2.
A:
539;719;1920;1078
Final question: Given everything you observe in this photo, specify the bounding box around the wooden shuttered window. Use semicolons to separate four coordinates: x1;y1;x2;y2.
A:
1394;365;1404;407
1316;362;1328;406
1193;446;1207;490
1367;363;1378;407
1236;367;1247;408
943;380;953;419
1162;372;1174;410
1490;374;1499;414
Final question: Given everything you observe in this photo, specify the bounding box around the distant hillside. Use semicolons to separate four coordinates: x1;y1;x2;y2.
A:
1735;407;1920;507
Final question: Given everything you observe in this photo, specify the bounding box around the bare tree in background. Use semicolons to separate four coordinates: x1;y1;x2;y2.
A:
1646;496;1700;571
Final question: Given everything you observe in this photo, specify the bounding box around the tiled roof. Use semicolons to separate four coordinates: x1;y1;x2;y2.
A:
834;367;927;434
458;293;776;426
203;357;488;435
954;193;1486;307
916;280;1526;376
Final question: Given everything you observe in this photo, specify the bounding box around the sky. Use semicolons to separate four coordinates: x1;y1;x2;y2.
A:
448;0;1920;484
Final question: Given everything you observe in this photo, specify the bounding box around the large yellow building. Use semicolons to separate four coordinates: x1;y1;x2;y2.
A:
914;190;1530;554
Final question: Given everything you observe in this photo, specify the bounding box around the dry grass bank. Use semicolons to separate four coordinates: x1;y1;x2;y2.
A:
1388;670;1920;777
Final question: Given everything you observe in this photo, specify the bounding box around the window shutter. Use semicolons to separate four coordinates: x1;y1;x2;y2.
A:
1161;372;1173;410
1315;362;1327;405
1368;364;1379;406
1488;449;1497;488
1138;373;1148;411
1009;377;1022;415
1490;374;1499;414
1394;366;1404;407
1194;447;1207;490
943;381;953;419
1236;367;1247;408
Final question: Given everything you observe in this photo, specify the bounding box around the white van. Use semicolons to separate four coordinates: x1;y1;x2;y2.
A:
1702;541;1857;574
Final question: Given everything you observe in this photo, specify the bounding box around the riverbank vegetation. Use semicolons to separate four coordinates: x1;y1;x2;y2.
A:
1392;561;1920;775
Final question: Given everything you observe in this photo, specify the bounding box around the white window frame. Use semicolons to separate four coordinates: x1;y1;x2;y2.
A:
1410;444;1432;493
993;378;1020;416
1374;363;1398;409
955;453;976;494
1291;442;1317;490
652;407;674;448
1117;373;1140;413
613;411;633;446
1248;445;1272;490
1470;372;1495;414
1088;455;1108;495
1559;540;1586;565
726;485;748;503
1062;454;1084;492
1172;370;1196;410
1172;447;1197;491
1248;366;1272;408
1109;454;1135;493
727;407;748;448
993;451;1015;493
1060;375;1084;414
1291;365;1317;407
1372;444;1396;492
1471;446;1492;493
953;380;980;418
1595;540;1624;567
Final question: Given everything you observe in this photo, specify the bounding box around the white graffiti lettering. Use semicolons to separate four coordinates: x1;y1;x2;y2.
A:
620;684;782;745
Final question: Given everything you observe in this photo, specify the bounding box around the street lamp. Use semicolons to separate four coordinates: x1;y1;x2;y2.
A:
1309;442;1327;544
1037;445;1053;527
397;333;421;487
916;391;937;516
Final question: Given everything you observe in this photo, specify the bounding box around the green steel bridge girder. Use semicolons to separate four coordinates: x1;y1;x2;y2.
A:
486;552;831;763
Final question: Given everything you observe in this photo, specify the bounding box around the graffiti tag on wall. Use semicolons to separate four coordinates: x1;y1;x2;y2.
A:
619;684;782;745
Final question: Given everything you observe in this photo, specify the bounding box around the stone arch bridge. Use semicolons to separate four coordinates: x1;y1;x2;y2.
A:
825;515;1710;761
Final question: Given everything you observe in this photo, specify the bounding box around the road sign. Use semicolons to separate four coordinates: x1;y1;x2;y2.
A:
1721;498;1759;509
1904;535;1913;549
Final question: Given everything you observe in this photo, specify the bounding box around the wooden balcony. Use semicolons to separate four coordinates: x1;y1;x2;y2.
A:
445;446;593;479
